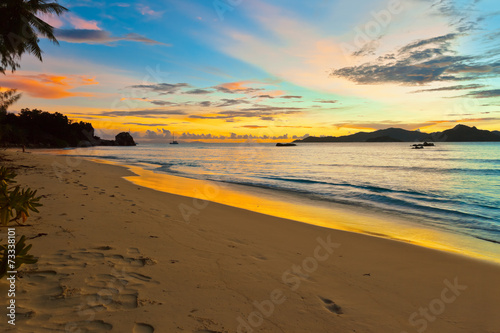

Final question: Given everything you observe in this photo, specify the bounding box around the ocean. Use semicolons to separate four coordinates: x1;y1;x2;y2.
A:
53;142;500;262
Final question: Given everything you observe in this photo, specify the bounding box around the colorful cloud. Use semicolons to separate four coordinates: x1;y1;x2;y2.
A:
0;73;98;99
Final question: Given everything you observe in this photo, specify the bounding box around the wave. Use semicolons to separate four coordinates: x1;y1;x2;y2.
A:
61;145;500;244
258;175;441;198
317;163;500;175
200;175;500;242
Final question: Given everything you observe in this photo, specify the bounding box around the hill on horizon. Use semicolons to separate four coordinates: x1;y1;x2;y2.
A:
293;124;500;143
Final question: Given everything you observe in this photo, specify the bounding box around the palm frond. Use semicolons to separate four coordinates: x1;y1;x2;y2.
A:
0;0;66;72
34;2;68;15
30;16;58;44
0;88;22;111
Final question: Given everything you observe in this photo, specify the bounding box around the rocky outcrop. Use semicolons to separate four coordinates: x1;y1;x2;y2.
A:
92;132;136;146
115;132;136;146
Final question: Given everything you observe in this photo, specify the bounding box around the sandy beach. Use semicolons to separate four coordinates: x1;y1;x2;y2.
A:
1;149;499;333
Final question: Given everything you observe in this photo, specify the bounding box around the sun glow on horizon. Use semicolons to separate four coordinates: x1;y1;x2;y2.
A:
2;0;499;139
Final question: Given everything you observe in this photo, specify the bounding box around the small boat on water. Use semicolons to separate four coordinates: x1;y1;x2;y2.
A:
276;143;297;147
170;134;179;144
411;141;435;149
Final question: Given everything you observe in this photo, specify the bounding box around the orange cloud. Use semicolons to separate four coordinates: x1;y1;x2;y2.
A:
241;125;268;128
219;81;253;91
214;80;269;95
0;73;98;99
267;90;284;97
120;97;151;102
79;76;99;85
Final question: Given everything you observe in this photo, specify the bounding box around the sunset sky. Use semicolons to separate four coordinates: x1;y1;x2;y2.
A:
2;0;500;141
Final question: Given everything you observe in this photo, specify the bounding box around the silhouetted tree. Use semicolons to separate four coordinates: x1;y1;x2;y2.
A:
0;88;21;113
1;108;97;147
0;0;68;134
0;0;68;73
0;89;22;141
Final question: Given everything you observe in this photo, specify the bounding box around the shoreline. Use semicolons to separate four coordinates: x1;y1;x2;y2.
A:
1;149;500;332
37;144;500;265
77;154;500;265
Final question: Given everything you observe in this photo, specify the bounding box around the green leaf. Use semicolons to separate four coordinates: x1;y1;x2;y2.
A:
0;235;38;278
0;166;17;187
0;167;43;226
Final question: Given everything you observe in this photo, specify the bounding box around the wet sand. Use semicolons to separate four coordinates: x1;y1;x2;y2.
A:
1;149;499;333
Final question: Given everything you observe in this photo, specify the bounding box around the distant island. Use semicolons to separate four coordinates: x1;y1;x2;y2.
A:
0;109;136;148
293;125;500;143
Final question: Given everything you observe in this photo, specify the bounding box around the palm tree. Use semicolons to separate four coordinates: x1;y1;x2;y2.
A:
0;0;68;74
0;88;21;113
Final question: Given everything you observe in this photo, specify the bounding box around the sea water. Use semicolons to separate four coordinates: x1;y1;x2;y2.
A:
56;142;500;256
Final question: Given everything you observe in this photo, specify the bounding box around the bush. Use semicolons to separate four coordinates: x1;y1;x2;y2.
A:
0;235;38;278
0;166;41;277
0;167;42;226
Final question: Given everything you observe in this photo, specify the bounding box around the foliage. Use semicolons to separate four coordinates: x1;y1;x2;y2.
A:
0;166;41;277
0;88;22;143
0;0;68;73
0;166;42;225
0;166;16;187
0;0;64;276
0;184;42;225
0;108;96;147
0;88;21;113
0;235;38;278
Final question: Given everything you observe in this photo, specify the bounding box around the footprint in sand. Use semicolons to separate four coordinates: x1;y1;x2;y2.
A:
127;247;140;255
126;272;154;282
252;254;267;261
319;296;343;314
94;245;113;251
20;270;57;282
133;322;155;333
71;251;105;260
67;320;113;332
12;247;158;332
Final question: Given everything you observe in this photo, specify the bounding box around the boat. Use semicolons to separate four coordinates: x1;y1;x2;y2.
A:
411;141;435;149
170;134;179;144
276;143;297;147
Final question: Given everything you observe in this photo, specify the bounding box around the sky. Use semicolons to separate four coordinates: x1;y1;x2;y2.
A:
1;0;500;142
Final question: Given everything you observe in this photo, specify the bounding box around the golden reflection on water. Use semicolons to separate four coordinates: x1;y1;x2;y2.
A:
91;160;500;264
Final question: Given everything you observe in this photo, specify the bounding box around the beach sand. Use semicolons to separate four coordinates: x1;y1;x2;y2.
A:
1;149;499;333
